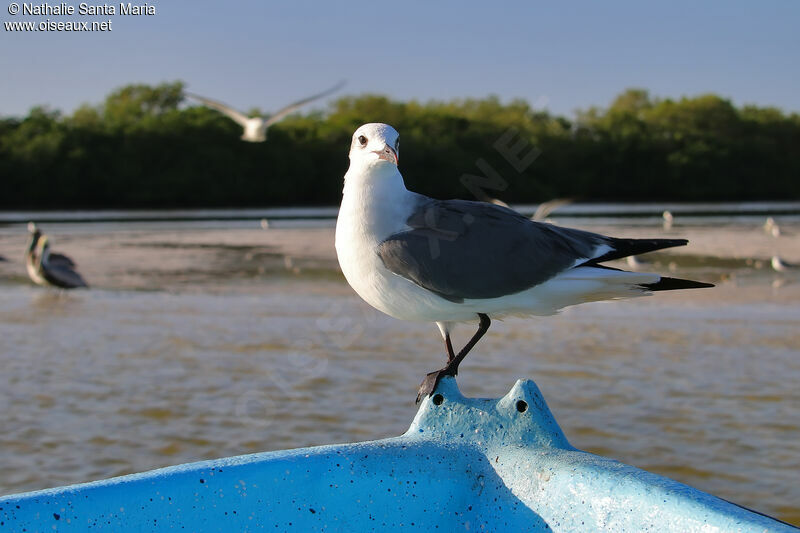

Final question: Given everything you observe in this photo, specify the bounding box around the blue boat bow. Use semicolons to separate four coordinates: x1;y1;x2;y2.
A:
1;377;796;531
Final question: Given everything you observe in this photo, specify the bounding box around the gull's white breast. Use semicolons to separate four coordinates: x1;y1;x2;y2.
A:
335;163;468;322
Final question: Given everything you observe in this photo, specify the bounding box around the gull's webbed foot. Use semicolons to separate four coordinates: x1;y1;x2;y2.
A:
415;367;454;404
416;314;491;403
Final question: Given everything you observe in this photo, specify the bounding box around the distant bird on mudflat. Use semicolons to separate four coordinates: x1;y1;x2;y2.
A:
626;255;642;270
662;210;674;230
186;81;345;142
335;123;714;402
0;255;7;262
25;223;88;289
763;217;781;238
771;255;797;273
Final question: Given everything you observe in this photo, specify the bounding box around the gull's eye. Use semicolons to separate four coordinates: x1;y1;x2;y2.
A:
358;135;367;146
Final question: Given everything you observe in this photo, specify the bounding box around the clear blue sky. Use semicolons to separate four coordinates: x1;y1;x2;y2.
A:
2;1;798;118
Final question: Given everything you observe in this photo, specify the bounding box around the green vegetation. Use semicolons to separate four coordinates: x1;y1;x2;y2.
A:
2;82;798;209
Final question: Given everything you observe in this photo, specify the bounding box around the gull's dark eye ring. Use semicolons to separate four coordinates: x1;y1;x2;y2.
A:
358;135;367;146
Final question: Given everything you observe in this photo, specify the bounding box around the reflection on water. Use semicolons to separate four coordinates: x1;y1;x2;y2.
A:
0;221;799;526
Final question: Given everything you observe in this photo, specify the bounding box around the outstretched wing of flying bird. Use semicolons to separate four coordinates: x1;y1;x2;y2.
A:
532;198;573;221
185;93;252;127
263;80;346;128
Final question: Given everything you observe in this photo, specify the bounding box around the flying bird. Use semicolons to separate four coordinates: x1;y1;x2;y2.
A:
335;123;714;402
25;223;89;289
186;81;345;142
475;197;572;222
532;198;573;222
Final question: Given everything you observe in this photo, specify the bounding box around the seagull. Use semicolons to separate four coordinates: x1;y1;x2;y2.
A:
335;124;714;402
479;196;510;208
763;217;781;238
662;210;674;230
186;81;345;142
771;255;797;272
532;198;572;222
25;223;88;289
626;255;642;270
471;197;570;222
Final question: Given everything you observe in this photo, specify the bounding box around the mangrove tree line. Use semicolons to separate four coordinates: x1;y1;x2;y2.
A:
1;82;798;208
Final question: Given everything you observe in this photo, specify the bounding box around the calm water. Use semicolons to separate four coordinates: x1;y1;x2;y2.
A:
0;212;798;525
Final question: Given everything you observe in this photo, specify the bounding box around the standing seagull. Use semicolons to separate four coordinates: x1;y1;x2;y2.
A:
186;81;345;142
335;124;714;402
763;217;781;238
662;210;674;230
25;223;88;289
771;255;797;272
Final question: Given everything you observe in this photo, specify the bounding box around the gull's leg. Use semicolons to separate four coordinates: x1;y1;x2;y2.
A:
445;334;455;363
436;321;456;362
443;313;491;376
416;314;492;403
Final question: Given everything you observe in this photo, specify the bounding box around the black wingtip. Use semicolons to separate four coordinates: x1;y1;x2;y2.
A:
641;276;715;291
592;238;689;264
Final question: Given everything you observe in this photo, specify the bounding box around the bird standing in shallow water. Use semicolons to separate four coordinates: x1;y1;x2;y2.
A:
25;223;88;289
334;123;713;402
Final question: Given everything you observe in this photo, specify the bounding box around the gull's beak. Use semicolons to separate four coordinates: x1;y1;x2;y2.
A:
373;144;398;165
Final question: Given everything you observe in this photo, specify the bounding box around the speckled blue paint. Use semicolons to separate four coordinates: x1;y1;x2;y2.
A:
0;378;796;531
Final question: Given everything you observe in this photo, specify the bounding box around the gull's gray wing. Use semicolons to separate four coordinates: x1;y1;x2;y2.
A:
263;80;345;127
185;93;251;127
377;199;687;302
